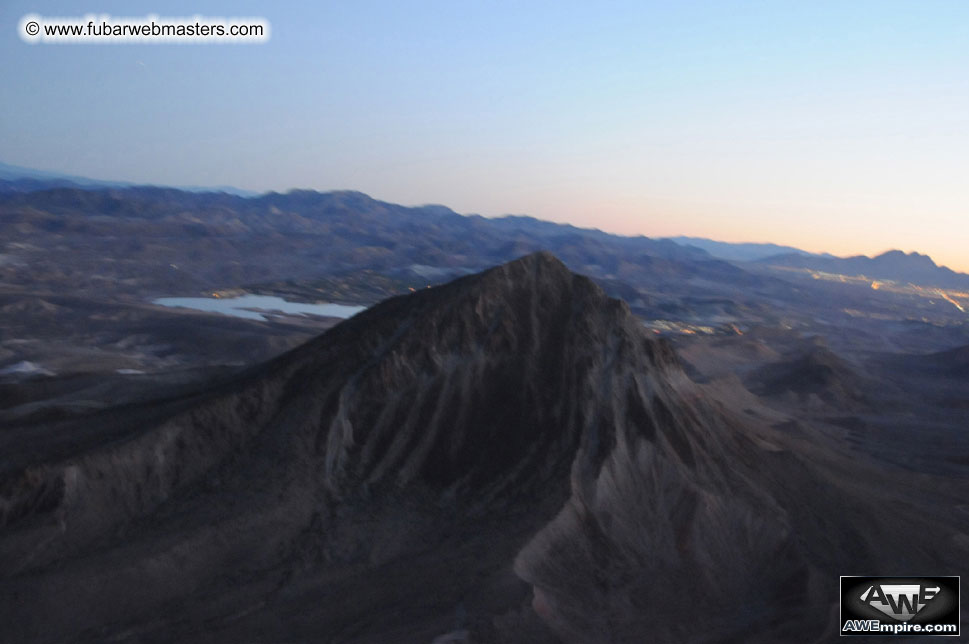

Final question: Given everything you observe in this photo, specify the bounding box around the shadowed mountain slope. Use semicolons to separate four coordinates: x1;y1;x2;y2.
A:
1;253;965;643
907;344;969;379
744;345;875;408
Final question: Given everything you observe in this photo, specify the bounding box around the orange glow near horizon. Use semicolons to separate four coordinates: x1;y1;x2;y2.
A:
483;210;969;277
6;2;968;278
450;190;969;275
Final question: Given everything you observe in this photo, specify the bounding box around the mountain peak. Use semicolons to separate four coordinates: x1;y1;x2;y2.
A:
479;250;572;283
875;249;934;263
760;247;966;288
2;253;955;643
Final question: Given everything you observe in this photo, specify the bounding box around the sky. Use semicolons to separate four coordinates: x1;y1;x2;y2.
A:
2;1;968;271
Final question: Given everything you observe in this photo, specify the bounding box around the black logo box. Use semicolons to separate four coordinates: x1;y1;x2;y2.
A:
841;576;960;637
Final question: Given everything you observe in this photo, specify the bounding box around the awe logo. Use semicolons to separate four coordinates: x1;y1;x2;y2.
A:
859;583;940;621
841;576;960;637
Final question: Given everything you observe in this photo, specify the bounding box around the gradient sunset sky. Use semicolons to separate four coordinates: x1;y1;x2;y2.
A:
3;1;967;271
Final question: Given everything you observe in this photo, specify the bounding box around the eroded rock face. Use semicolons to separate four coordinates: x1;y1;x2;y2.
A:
1;252;964;643
514;419;805;643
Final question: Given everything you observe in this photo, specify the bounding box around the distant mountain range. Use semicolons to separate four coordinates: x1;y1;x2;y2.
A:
1;182;781;307
665;237;969;290
0;161;257;197
757;249;969;290
2;161;966;293
665;236;827;262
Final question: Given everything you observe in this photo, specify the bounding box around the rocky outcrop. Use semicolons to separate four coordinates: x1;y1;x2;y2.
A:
1;253;964;643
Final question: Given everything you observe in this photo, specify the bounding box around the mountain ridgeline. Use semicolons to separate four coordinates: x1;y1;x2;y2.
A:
1;253;965;643
3;180;967;301
0;184;764;301
758;249;969;289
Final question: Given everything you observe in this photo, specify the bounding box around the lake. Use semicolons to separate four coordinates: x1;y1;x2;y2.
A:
153;294;366;321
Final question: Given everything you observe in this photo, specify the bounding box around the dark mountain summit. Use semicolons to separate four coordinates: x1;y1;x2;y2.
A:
1;253;965;643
